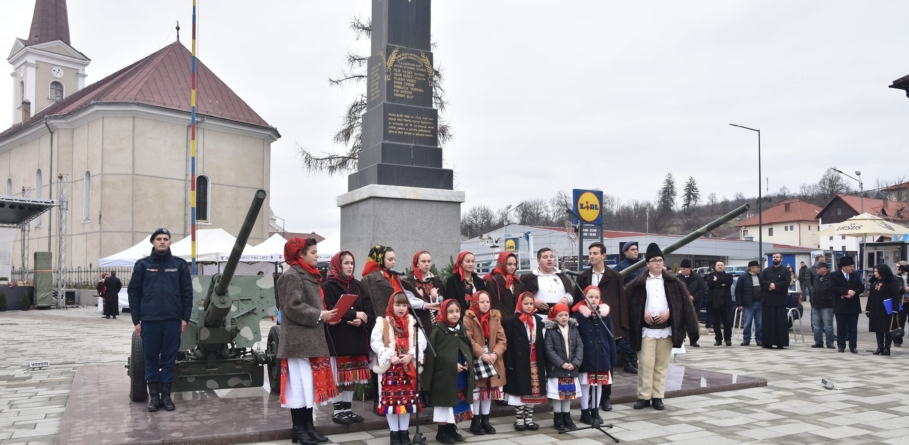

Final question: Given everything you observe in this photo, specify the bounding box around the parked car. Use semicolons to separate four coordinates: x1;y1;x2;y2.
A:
725;265;749;277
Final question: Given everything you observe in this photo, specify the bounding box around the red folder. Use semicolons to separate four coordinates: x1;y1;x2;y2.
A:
327;294;358;324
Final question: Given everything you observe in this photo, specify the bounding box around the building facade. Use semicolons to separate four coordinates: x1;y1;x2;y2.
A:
736;199;822;248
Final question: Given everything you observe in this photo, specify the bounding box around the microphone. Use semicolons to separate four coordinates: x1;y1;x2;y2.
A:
387;268;406;276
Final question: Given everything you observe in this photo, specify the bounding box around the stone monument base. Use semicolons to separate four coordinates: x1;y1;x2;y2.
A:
338;184;465;273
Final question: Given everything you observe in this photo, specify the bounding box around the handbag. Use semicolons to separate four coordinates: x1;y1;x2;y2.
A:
889;313;904;339
473;341;498;379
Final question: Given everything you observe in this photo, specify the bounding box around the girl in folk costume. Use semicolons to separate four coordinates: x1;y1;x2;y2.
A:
370;292;427;445
322;251;374;425
572;285;616;426
543;303;583;432
277;238;339;445
97;273;108;315
445;251;487;310
402;250;444;331
484;252;525;317
462;290;507;436
503;291;547;431
423;299;476;445
360;244;403;412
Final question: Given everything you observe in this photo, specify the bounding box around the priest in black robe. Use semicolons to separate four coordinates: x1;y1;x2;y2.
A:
103;272;123;319
759;253;791;349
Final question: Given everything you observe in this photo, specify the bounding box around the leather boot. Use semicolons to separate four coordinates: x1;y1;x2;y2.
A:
389;431;401;445
449;424;465;442
469;416;485;435
146;383;161;412
435;424;455;444
579;409;593;425
874;333;885;355
562;412;577;430
624;353;639;374
304;408;328;443
292;425;316;445
480;415;496;434
883;336;893;356
332;402;352;425
399;430;412;445
553;411;566;432
600;397;612;412
160;383;175;411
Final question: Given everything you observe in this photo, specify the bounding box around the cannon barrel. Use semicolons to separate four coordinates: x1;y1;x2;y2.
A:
619;204;751;278
204;189;267;328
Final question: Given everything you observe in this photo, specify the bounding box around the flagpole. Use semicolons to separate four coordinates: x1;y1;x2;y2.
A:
190;0;198;274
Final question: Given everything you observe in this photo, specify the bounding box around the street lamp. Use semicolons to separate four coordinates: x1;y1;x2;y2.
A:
273;215;286;237
833;168;864;213
729;123;762;264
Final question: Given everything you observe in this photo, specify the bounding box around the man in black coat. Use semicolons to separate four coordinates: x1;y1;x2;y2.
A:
735;261;763;346
809;262;835;349
676;259;705;305
103;272;123;319
760;253;792;349
704;262;734;346
830;256;863;353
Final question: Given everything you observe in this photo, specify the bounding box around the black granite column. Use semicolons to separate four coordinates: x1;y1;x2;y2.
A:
347;0;453;191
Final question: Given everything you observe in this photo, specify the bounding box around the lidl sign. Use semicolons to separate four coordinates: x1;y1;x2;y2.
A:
573;189;603;225
504;237;519;252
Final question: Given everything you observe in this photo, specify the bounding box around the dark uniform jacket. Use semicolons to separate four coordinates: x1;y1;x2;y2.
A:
573;267;630;338
127;248;193;325
830;270;863;314
626;271;700;351
704;271;734;308
615;258;643;284
542;319;584;378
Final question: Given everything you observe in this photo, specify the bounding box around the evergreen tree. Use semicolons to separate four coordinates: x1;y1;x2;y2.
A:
659;173;677;212
682;176;700;215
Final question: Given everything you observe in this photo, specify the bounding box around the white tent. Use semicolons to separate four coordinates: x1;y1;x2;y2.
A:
99;238;152;267
318;232;340;262
242;233;287;262
170;228;252;262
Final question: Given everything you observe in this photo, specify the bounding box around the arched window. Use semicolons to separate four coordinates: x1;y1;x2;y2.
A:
196;175;210;221
35;169;42;227
49;81;64;101
83;171;91;222
5;178;11;196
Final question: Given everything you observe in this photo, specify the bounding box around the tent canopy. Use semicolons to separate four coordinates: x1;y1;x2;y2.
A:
99;238;151;267
100;229;254;267
241;233;287;262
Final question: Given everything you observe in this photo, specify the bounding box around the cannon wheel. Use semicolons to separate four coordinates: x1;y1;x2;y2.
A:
128;331;148;402
267;325;281;393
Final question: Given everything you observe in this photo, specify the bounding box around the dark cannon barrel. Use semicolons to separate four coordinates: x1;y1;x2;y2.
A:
619;203;751;278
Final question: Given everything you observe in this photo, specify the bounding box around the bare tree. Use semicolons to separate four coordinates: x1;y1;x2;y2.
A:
549;191;572;221
297;16;452;174
818;168;852;198
516;199;550;226
460;205;496;237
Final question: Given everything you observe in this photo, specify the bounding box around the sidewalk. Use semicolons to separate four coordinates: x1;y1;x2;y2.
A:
2;305;906;445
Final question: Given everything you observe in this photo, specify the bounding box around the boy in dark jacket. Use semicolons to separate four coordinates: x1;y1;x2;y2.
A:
543;303;583;432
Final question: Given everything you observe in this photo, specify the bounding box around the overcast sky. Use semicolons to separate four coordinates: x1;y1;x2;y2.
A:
3;1;909;238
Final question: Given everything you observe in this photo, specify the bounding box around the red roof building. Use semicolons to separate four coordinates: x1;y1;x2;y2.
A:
734;199;823;248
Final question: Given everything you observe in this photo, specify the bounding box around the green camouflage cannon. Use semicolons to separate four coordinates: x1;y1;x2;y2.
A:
127;189;280;401
618;203;751;278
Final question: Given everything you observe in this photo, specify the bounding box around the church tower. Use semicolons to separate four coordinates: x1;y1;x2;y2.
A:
8;0;90;125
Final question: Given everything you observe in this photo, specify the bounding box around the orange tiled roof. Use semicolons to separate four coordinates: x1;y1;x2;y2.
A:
735;199;822;227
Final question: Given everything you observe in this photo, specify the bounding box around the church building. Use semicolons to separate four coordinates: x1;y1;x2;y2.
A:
1;0;279;270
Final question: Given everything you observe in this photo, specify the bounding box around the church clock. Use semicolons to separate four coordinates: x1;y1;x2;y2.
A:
51;66;64;78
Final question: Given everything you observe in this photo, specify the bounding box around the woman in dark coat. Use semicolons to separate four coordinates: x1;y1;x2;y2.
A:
402;250;444;331
322;251;374;425
445;251;487;310
277;238;339;445
866;264;902;356
503;291;547;431
484;252;524;316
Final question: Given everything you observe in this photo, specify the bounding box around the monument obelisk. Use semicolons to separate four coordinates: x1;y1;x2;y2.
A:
339;0;463;272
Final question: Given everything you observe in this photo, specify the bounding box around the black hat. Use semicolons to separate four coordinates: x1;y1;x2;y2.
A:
838;256;855;268
748;260;760;268
816;262;829;270
150;228;171;242
680;259;692;268
622;241;638;253
644;243;663;262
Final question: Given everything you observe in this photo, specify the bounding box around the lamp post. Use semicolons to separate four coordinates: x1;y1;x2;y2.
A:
729;124;762;264
273;215;286;238
833;169;864;213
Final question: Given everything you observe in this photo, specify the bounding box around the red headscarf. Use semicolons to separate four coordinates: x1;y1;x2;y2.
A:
328;251;354;286
436;299;462;328
285;237;322;284
547;303;571;320
412;250;430;282
452;251;473;279
484;252;516;289
572;285;600;312
468;290;492;338
516;291;536;330
385;293;416;379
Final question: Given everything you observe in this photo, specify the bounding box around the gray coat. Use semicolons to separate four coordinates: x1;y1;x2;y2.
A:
543;318;584;378
277;266;333;359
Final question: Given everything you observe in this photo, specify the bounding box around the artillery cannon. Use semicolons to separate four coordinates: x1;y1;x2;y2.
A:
618;204;751;278
127;189;280;401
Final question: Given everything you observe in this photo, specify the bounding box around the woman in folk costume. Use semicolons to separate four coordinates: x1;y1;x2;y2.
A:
322;251;374;425
572;285;616;425
542;303;583;432
503;291;547;431
370;292;427;445
462;290;507;435
484;252;524;317
445;251;487;310
277;238;339;445
97;273;107;315
360;244;404;412
423;299;476;444
402;250;444;331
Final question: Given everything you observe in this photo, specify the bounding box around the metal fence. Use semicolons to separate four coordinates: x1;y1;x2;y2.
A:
9;266;134;289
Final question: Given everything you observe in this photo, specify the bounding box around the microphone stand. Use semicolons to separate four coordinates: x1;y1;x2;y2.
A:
563;302;618;443
401;283;437;445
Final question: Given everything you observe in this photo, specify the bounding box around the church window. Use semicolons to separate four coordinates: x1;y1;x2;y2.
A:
49;81;64;101
83;171;91;222
197;175;210;221
35;169;42;227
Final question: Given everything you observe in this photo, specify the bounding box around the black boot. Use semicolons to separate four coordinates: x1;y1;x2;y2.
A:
389;431;401;445
874;333;885;355
600;394;612;412
146;383;161;412
449;424;465;442
624;353;638;374
562;412;577;430
469;416;485;435
435;424;455;444
593;406;604;422
304;408;328;443
553;411;566;432
579;409;593;425
480;415;496;434
292;425;316;445
160;382;176;411
399;430;412;445
883;336;893;356
343;401;364;423
332;402;351;425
